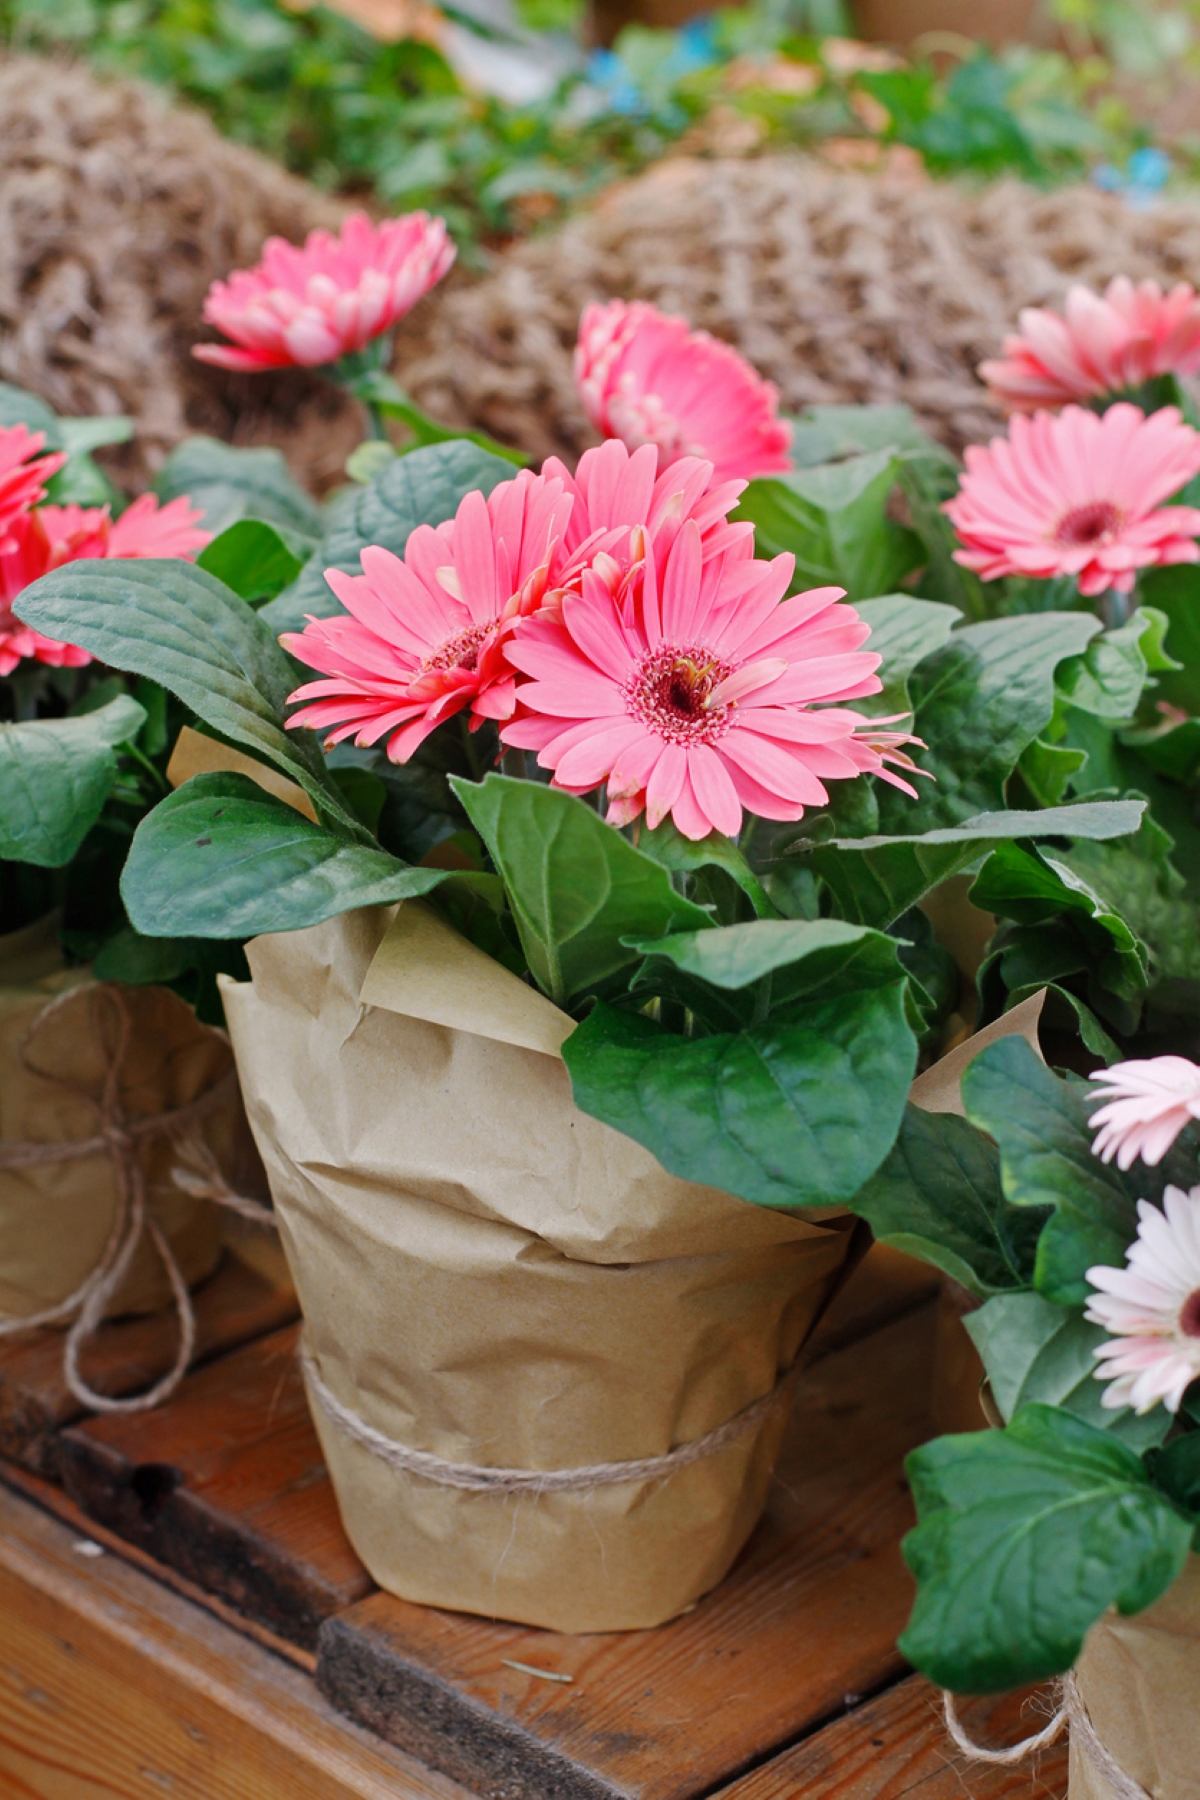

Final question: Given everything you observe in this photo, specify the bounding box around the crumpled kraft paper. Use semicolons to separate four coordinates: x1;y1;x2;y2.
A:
0;914;244;1320
1071;1555;1200;1800
220;901;860;1633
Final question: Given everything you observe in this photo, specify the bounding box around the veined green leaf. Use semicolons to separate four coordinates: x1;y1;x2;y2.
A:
850;1103;1043;1298
451;774;712;1005
737;449;922;600
966;1290;1170;1451
564;984;916;1209
14;557;367;841
0;694;147;867
901;1405;1191;1691
198;519;307;603
961;1036;1137;1306
262;439;516;634
154;436;323;542
121;774;446;938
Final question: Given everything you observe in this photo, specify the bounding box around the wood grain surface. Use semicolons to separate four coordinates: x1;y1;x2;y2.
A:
0;1477;470;1800
317;1303;939;1800
715;1672;1069;1799
0;1239;297;1473
57;1321;372;1650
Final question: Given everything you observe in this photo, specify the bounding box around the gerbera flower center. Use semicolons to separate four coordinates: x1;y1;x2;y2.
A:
625;644;735;743
1054;500;1123;546
1180;1289;1200;1338
423;623;491;675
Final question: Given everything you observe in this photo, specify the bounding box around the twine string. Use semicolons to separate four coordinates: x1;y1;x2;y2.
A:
0;984;274;1414
943;1675;1151;1800
302;1340;799;1496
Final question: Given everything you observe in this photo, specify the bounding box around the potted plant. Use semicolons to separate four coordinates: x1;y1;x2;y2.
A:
0;385;291;1409
10;217;1149;1625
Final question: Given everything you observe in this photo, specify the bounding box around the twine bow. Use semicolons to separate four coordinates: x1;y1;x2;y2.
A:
943;1677;1150;1800
0;983;275;1415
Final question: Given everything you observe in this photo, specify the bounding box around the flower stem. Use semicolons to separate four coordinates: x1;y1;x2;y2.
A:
458;713;483;780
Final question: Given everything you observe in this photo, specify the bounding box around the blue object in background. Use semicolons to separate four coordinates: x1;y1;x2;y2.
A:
1093;145;1170;209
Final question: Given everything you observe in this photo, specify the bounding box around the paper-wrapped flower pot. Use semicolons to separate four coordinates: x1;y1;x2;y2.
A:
0;917;242;1326
221;901;860;1633
1069;1555;1200;1800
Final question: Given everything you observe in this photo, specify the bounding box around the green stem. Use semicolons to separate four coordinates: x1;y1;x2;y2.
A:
365;401;389;444
458;713;483;780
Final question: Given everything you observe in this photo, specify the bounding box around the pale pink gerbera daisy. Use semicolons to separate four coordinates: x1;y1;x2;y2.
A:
2;496;209;675
284;469;576;759
574;300;792;484
1086;1186;1200;1414
1088;1056;1200;1170
501;529;920;842
0;424;66;549
980;278;1200;413
194;211;455;373
945;404;1200;597
283;441;759;763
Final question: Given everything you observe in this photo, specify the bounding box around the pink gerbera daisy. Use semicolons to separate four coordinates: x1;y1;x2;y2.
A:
193;211;455;373
282;442;757;763
501;529;918;842
283;469;577;759
1088;1056;1200;1170
980;278;1200;413
945;404;1200;596
1086;1185;1200;1414
574;300;792;484
0;423;66;549
2;495;209;676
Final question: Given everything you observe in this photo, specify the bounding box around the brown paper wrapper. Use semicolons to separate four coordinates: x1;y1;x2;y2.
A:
221;902;860;1633
0;915;244;1321
1071;1556;1200;1799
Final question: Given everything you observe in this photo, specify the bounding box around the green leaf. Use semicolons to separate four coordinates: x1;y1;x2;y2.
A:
849;1103;1043;1298
900;1405;1192;1691
450;774;711;1005
961;1036;1137;1306
563;983;917;1209
736;449;922;600
0;381;62;446
58;417;134;457
803;799;1146;929
628;917;907;1010
896;454;988;620
1139;565;1200;714
121;774;446;938
92;925;198;985
636;818;776;919
1055;607;1166;723
197;520;307;604
14;557;366;842
971;841;1150;1002
262;440;517;635
966;1291;1170;1451
787;403;952;469
154;437;322;542
1146;1434;1200;1517
873;613;1101;833
1017;736;1088;808
854;594;960;714
0;694;147;867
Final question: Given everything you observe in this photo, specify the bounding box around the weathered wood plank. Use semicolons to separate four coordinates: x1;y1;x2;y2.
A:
316;1304;939;1800
715;1672;1069;1800
57;1320;371;1650
0;1237;298;1473
0;1477;471;1800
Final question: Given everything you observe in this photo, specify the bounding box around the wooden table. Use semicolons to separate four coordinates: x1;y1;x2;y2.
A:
0;1239;1068;1800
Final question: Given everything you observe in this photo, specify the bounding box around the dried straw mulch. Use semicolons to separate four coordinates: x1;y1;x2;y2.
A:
0;53;363;493
401;154;1200;464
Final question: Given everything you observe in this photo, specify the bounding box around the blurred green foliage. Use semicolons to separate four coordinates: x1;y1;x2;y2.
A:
0;0;1190;255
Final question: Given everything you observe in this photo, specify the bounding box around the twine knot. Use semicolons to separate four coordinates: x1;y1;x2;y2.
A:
0;982;275;1415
